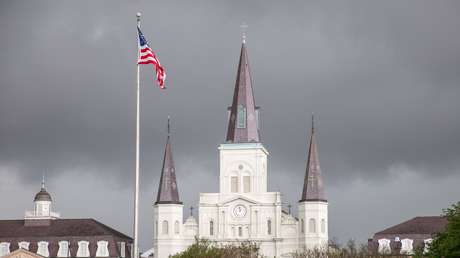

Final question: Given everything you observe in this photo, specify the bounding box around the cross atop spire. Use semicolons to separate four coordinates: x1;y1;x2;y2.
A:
41;174;45;190
225;40;260;143
241;23;248;44
155;117;182;205
300;114;326;202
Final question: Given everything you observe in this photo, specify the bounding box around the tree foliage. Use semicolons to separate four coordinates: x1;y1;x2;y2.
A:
170;239;262;258
425;201;460;258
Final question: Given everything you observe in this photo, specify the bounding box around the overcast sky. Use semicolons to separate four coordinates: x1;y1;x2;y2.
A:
1;0;460;250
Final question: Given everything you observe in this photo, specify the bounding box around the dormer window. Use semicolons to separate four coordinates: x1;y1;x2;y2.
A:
96;241;109;257
18;241;30;250
237;105;246;128
117;242;126;258
0;242;10;257
57;241;70;257
77;241;90;257
378;238;391;254
400;239;413;254
37;241;49;257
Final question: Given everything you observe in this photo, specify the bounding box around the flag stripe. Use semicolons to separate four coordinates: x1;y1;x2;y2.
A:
138;27;166;88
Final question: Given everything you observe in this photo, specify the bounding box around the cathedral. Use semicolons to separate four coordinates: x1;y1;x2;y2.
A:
152;39;328;258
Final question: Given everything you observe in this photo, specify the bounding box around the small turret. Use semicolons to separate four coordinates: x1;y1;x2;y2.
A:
155;117;182;205
25;176;60;224
153;117;186;258
300;114;326;202
298;114;328;249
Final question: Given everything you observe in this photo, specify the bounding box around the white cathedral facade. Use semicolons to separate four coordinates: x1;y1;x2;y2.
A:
151;40;328;258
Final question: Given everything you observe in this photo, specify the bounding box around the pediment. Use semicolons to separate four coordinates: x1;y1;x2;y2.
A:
220;195;258;205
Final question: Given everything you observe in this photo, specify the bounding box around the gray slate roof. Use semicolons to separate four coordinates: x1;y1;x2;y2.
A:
0;219;132;258
155;119;181;205
374;216;447;235
300;116;326;202
226;42;260;143
0;219;132;238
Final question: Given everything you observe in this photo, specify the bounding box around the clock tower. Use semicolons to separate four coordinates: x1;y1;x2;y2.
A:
151;34;329;258
198;39;294;258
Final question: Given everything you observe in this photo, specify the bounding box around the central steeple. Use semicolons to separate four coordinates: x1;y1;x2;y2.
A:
226;40;260;143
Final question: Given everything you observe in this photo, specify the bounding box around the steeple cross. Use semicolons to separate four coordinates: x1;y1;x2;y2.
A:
240;23;248;43
41;173;45;189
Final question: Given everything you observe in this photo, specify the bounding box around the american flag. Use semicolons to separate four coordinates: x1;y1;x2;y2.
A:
138;27;166;88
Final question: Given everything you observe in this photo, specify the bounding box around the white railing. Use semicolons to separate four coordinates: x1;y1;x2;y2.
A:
24;211;61;219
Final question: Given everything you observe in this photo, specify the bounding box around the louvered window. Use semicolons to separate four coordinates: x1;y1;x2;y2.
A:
237;105;246;128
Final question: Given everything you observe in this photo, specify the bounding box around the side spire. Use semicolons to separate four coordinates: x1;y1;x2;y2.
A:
155;117;182;205
225;37;260;143
300;114;326;202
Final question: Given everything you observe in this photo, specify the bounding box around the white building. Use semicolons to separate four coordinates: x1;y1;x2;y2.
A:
0;179;133;258
152;39;328;258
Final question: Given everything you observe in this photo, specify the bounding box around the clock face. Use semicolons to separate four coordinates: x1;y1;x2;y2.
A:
233;205;247;218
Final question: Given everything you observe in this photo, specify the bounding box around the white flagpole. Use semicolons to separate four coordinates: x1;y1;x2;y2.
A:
133;12;141;258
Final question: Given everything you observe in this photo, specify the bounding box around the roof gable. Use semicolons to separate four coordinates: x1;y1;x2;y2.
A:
375;216;448;235
2;248;44;258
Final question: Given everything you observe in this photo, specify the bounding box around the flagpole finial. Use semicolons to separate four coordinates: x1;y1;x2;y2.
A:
240;23;248;44
136;12;142;19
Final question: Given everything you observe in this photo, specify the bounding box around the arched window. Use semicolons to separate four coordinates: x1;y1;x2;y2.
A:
309;218;316;233
321;219;326;233
300;219;304;233
243;175;251;193
155;221;158;236
37;241;49;257
0;242;10;257
18;241;30;250
238;227;243;237
96;241;109;257
267;219;272;235
162;220;169;235
209;220;214;236
57;241;69;257
175;221;180;234
231;176;239;193
77;241;90;257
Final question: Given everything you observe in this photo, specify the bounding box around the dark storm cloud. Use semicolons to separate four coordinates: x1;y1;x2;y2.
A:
1;0;459;248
